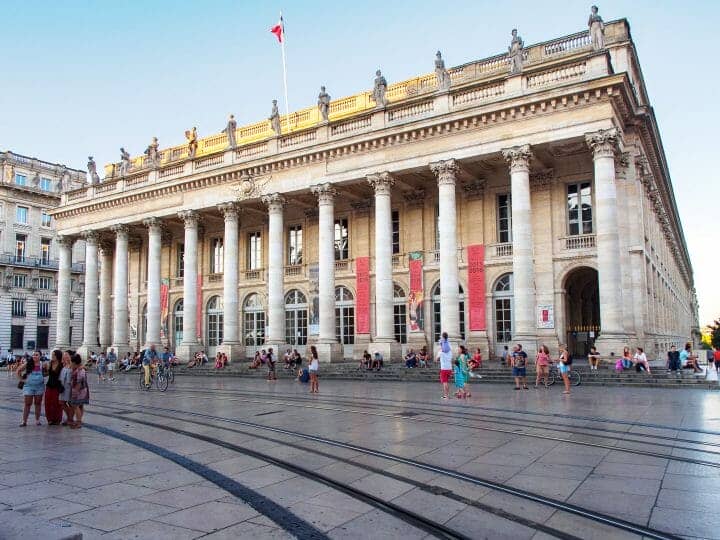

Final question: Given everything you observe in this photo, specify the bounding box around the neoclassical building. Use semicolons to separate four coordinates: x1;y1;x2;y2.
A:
52;17;698;362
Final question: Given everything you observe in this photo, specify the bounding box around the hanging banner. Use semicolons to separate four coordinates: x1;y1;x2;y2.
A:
355;257;370;334
407;252;424;332
159;278;170;339
308;263;320;336
467;244;486;331
196;273;203;339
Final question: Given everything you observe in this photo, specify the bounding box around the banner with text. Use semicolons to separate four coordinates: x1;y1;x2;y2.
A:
196;274;203;339
467;244;486;331
408;252;424;332
160;278;170;339
355;257;370;334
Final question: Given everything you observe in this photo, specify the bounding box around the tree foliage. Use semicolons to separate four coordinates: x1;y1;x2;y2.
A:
706;319;720;349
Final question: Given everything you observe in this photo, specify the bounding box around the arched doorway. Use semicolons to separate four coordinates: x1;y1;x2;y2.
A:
564;266;600;358
431;282;465;344
335;286;354;358
206;296;223;353
393;284;407;345
172;299;183;349
243;293;265;356
492;273;513;357
285;289;308;352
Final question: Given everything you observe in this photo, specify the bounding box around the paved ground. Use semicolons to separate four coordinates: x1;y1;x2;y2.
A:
1;374;718;539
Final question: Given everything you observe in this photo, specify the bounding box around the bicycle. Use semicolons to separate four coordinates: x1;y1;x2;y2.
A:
138;365;169;392
159;363;175;385
546;364;581;387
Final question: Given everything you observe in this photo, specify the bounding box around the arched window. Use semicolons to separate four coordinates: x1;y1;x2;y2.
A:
335;286;354;345
173;299;184;348
206;296;223;346
243;294;265;347
285;290;308;346
393;284;407;344
431;283;465;343
493;273;514;347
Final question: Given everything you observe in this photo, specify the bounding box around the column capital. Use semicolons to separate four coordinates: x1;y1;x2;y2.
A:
585;128;618;159
142;217;163;232
217;202;240;220
55;234;75;248
429;158;459;185
178;209;200;227
110;224;129;239
367;172;394;195
81;230;99;245
501;144;533;172
261;193;286;213
311;182;336;205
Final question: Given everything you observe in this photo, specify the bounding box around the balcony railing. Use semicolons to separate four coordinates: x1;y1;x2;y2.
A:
489;243;513;258
334;259;353;273
11;311;26;318
245;269;263;280
208;273;223;283
37;312;52;319
171;277;184;287
564;234;596;250
284;265;303;277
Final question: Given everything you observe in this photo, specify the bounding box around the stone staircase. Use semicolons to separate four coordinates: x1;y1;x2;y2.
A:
164;361;719;390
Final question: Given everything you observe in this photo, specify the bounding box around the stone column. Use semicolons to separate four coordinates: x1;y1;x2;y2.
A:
430;159;461;345
368;172;400;361
98;241;113;350
262;193;287;351
110;225;129;355
311;183;343;362
54;235;73;349
217;203;243;361
78;231;99;359
176;211;200;362
501;145;537;354
586;128;627;354
143;218;163;347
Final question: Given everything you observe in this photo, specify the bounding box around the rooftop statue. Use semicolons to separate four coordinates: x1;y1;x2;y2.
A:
372;69;388;108
317;86;331;122
57;166;70;191
588;5;605;50
31;172;40;187
269;100;281;136
185;127;198;158
119;147;131;176
508;29;524;74
87;156;100;184
435;51;451;91
223;114;237;148
145;137;160;168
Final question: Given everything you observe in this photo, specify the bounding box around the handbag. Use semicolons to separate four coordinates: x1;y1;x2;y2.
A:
17;380;25;390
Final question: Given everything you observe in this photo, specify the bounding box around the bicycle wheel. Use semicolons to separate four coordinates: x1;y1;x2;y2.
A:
167;369;175;384
569;370;581;386
156;373;169;392
546;369;557;386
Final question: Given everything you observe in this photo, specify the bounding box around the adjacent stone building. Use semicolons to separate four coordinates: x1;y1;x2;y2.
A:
52;17;699;362
0;152;86;355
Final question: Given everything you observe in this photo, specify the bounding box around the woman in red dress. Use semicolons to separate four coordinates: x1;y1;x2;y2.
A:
44;349;64;425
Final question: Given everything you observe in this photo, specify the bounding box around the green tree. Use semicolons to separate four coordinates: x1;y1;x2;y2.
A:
706;319;720;349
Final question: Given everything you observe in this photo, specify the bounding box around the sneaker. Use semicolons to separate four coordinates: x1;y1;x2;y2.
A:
441;395;448;399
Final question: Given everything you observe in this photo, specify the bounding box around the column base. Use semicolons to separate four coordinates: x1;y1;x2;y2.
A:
217;342;245;364
314;341;344;363
593;333;629;360
175;343;201;364
370;340;402;363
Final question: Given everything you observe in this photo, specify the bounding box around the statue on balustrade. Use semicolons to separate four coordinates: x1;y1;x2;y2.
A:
372;70;388;107
118;147;131;176
55;165;67;191
145;137;160;168
588;5;605;50
269;100;281;136
185;127;198;158
508;29;524;74
87;156;100;184
317;86;331;122
223;114;237;148
31;172;40;187
434;51;451;91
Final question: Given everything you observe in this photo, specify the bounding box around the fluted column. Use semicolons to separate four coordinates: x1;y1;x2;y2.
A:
55;235;73;349
110;225;129;352
143;218;163;347
98;241;113;349
178;211;200;357
368;173;395;344
262;193;286;347
430;159;460;342
311;183;342;361
586;128;626;351
80;231;99;352
218;203;241;351
502;145;537;349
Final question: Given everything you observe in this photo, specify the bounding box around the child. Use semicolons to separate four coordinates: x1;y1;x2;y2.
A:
455;345;471;398
69;353;89;429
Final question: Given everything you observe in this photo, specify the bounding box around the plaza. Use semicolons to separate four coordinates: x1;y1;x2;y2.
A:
1;374;719;539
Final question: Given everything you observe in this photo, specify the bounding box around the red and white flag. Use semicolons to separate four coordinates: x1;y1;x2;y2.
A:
270;15;284;43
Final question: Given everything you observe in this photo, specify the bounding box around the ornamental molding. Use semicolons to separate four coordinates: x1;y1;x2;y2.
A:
530;169;554;189
110;224;129;239
310;182;337;204
178;210;200;227
54;234;76;247
585;128;618;159
142;217;164;231
231;174;270;201
81;230;99;244
461;179;486;200
429;158;459;186
217;202;241;219
403;189;426;208
367;172;394;196
501;144;532;172
260;193;286;213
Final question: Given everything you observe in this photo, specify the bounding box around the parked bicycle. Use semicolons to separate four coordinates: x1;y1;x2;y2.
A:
547;364;581;387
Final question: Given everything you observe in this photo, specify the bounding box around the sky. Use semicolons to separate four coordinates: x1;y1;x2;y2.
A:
1;0;718;326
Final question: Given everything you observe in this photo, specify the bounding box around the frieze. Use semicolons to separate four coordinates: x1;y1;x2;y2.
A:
530;169;554;189
403;189;426;208
461;179;486;200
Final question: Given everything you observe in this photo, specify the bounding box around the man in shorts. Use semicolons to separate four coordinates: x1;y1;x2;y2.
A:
713;348;720;374
511;344;528;390
106;348;117;381
438;331;453;399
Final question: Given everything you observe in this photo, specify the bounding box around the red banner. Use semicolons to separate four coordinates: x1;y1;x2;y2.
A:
467;244;486;331
408;252;424;332
160;278;169;339
355;257;370;334
196;273;203;339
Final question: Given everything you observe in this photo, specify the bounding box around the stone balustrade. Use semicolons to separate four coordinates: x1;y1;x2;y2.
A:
563;234;597;250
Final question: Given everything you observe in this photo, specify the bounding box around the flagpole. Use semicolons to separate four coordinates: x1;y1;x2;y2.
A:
279;12;290;128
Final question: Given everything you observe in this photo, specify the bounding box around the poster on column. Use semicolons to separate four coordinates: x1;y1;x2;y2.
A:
196;273;203;339
467;244;486;331
159;278;169;339
407;252;424;332
355;257;370;334
537;304;555;329
308;263;320;336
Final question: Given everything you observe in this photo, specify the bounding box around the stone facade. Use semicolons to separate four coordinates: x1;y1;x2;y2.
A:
52;19;698;362
0;151;86;355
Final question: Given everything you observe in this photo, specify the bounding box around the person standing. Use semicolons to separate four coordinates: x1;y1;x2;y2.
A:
308;345;319;394
69;354;89;429
106;348;117;381
455;345;471;398
558;344;571;395
438;332;453;399
44;350;64;425
97;352;107;382
535;345;550;388
59;351;74;426
142;344;158;388
511;344;528;390
17;351;45;427
667;345;681;378
267;348;277;381
713;348;720;374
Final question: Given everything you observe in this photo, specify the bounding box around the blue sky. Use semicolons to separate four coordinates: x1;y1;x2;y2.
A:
2;0;718;326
